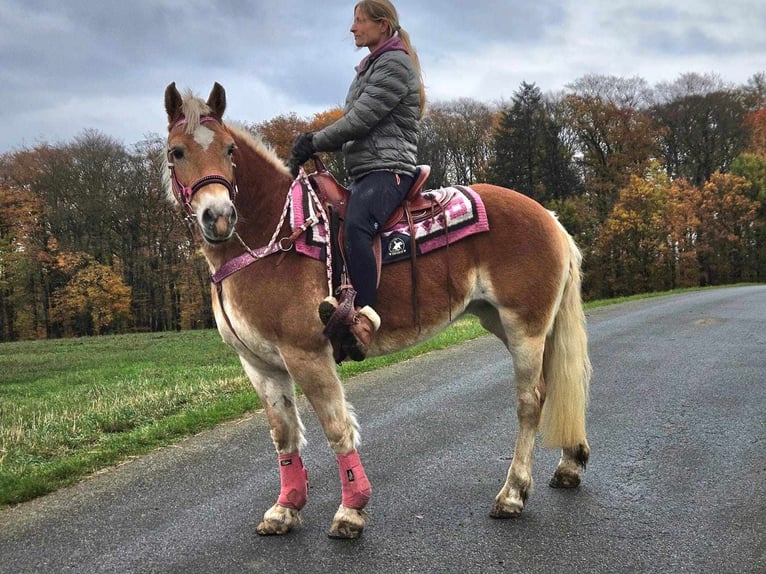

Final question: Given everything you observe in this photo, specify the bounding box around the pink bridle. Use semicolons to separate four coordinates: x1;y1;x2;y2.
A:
167;115;238;218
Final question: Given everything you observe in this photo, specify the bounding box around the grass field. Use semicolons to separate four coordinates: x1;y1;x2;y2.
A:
0;318;487;507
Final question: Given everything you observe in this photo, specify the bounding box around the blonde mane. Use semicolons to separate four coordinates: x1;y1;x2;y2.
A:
180;88;289;175
226;122;291;177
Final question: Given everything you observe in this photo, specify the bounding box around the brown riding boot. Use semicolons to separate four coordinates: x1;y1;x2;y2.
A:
346;306;381;361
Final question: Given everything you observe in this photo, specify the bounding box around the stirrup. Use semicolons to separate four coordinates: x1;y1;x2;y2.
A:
344;306;381;362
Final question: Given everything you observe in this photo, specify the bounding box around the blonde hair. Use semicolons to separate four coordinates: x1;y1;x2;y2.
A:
355;0;426;117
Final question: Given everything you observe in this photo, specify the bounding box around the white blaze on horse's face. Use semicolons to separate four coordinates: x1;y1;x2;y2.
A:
193;124;215;151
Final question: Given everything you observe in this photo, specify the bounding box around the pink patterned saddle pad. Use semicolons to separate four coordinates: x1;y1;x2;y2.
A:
289;182;489;264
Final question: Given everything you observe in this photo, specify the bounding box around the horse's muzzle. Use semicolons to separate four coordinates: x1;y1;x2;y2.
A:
200;203;237;243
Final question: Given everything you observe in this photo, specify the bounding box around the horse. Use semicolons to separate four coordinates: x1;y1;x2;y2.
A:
162;82;591;539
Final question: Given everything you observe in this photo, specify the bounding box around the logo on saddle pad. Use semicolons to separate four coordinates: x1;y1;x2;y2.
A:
387;236;407;257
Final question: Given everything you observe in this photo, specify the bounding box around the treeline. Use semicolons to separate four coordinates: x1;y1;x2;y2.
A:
1;72;764;341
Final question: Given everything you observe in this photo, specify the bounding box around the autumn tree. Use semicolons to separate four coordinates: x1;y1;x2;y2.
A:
596;165;675;296
417;99;496;186
563;75;660;218
1;133;214;339
693;173;760;284
732;105;766;279
48;252;132;336
253;108;346;182
0;176;54;340
652;73;749;185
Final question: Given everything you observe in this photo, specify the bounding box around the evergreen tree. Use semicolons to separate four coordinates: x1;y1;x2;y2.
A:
491;82;580;202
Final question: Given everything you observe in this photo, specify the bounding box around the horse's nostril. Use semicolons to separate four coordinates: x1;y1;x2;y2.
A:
202;208;217;228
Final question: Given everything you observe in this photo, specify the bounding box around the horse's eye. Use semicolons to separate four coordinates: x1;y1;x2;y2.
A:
170;148;184;161
227;144;236;158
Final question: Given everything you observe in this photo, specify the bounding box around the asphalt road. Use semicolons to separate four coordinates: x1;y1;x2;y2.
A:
1;286;765;574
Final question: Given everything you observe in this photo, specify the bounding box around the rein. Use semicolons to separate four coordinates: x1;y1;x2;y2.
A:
168;116;334;355
209;169;333;358
209;168;333;294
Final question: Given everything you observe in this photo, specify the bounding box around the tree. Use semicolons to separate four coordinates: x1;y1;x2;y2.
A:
491;82;580;202
0;151;59;341
597;165;675;296
417;112;451;188
49;252;132;336
417;99;496;186
253;108;347;182
731;153;766;280
693;173;760;284
743;106;766;156
563;75;660;217
652;74;750;185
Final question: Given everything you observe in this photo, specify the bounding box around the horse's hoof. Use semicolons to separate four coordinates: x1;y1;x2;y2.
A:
256;520;291;536
490;499;523;519
256;504;301;536
329;505;366;539
549;471;581;489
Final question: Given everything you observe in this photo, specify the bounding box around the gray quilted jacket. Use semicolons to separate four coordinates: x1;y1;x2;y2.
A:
312;37;421;180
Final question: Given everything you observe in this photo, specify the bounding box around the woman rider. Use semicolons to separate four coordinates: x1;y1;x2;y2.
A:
289;0;425;360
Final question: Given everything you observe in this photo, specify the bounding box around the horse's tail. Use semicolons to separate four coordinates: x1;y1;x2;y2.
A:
540;222;591;448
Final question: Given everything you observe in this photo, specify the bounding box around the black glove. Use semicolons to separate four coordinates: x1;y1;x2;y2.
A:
288;132;315;176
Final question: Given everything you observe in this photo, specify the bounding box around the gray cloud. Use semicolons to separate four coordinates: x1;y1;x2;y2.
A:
0;0;763;152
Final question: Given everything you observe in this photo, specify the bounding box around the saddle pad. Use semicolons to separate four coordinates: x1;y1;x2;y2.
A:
289;181;489;264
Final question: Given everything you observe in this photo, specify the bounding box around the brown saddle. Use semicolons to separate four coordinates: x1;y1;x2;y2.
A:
306;156;438;232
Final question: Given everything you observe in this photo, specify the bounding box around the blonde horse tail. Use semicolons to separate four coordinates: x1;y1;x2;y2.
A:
540;223;591;448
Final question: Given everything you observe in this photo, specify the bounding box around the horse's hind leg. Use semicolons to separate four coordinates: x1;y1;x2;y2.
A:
491;331;546;518
239;358;308;536
550;443;590;488
280;347;371;539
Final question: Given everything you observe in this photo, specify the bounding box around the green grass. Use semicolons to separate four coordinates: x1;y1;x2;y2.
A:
0;285;753;507
0;318;487;507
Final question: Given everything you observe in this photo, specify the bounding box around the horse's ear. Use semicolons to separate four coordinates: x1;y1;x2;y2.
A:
206;82;227;120
165;82;183;126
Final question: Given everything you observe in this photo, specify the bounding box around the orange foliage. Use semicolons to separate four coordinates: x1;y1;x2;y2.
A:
744;107;766;156
308;108;344;132
254;114;310;162
49;252;133;336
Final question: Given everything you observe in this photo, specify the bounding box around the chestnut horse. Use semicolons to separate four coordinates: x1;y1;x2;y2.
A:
163;82;591;539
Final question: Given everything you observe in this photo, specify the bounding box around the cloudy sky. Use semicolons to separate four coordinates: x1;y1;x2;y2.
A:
1;0;764;154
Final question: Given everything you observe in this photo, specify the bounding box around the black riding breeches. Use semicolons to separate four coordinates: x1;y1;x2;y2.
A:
344;171;414;308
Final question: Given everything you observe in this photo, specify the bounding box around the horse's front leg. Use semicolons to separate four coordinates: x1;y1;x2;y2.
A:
239;358;308;536
281;346;371;539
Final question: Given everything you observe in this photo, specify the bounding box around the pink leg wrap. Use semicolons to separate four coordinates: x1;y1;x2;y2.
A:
277;453;308;510
336;450;372;509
